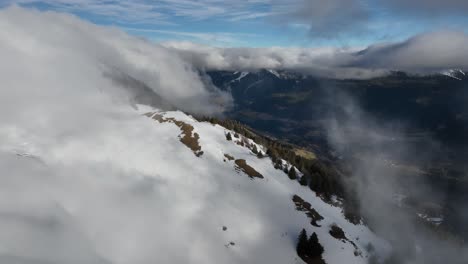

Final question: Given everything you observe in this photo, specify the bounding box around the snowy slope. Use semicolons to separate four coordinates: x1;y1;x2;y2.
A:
0;7;390;264
4;99;394;263
0;104;390;264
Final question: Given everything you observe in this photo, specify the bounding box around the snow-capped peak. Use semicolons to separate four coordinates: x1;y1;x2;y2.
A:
266;69;281;79
230;71;250;83
441;69;466;80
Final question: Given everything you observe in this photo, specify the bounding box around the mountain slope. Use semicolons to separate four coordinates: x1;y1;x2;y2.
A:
0;7;390;264
0;104;389;264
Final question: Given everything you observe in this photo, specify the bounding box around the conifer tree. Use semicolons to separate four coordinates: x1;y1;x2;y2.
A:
307;232;324;257
288;166;297;180
274;159;282;169
252;145;258;154
225;132;232;141
296;229;308;256
299;175;308;186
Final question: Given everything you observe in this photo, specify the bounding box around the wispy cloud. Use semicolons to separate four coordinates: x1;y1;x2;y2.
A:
3;0;468;45
4;0;276;25
124;27;258;46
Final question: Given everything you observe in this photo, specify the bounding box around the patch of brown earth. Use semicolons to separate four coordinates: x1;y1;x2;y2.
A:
224;154;235;161
292;195;324;227
234;159;263;179
329;224;362;257
148;113;203;157
329;225;347;240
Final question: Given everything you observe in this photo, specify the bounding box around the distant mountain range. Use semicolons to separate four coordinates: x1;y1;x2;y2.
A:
208;69;468;154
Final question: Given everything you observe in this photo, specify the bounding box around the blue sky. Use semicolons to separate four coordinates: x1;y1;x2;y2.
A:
2;0;468;47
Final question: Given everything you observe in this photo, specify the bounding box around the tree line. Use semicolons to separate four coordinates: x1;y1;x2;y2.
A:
199;116;362;223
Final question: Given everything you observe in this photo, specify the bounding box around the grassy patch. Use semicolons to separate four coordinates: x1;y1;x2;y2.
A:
149;113;203;157
294;148;316;160
271;91;311;104
292;195;324;227
234;159;263;179
224;154;235;161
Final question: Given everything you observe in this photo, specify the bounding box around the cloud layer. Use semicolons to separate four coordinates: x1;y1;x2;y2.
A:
164;30;468;79
0;5;231;119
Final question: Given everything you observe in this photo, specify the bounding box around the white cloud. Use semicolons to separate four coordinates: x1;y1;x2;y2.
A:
346;31;468;72
124;27;257;46
163;30;468;78
163;41;381;79
0;5;230;121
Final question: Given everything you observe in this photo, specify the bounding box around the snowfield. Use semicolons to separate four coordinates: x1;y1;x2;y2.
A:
1;103;389;264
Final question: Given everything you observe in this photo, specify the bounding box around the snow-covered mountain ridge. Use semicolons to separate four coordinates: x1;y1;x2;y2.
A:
441;69;467;80
0;7;392;264
1;104;389;264
138;108;391;263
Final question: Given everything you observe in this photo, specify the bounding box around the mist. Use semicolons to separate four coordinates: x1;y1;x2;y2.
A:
324;89;468;263
0;5;232;120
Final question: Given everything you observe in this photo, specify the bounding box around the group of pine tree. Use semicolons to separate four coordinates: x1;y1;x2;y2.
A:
210;117;343;197
296;229;325;263
203;117;362;223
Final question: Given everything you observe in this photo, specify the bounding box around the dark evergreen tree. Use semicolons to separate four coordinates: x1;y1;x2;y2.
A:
225;132;232;141
252;145;258;154
299;175;308;186
307;232;324;257
296;229;308;256
267;148;279;162
274;159;282;170
288;167;297;180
